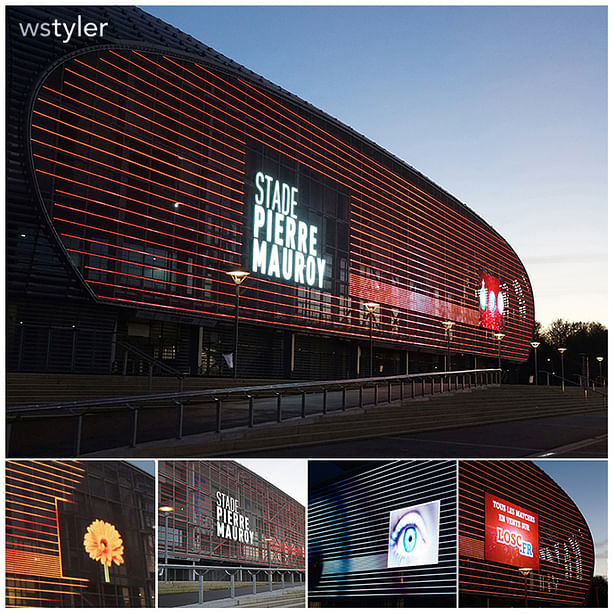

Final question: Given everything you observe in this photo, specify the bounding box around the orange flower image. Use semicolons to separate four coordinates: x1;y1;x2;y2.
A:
83;519;125;581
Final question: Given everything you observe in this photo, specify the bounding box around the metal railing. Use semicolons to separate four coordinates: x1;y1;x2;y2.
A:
158;563;304;605
6;368;500;456
116;340;184;392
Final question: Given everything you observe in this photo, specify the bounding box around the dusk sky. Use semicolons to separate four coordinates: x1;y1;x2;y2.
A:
534;460;607;578
142;4;607;328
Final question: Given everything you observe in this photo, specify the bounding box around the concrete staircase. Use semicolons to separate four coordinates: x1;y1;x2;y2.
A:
100;384;606;457
228;587;305;608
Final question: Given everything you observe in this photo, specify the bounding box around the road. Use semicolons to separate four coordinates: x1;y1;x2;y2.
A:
238;411;607;458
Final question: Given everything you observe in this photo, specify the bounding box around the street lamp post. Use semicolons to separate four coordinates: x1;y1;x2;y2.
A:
226;270;250;379
494;332;505;374
159;505;174;582
530;342;540;385
558;347;567;392
265;537;273;591
596;356;604;386
519;568;532;608
442;320;454;372
363;302;379;377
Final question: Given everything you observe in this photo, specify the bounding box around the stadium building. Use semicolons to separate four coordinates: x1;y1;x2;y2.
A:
5;460;155;608
7;5;534;382
158;460;305;574
459;460;595;607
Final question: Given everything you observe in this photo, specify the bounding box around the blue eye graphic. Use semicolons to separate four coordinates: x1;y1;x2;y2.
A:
401;525;417;553
387;501;440;568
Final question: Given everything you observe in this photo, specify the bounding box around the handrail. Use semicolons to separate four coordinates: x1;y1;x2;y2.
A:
117;340;184;390
7;368;499;415
158;563;304;604
158;563;303;573
6;368;502;456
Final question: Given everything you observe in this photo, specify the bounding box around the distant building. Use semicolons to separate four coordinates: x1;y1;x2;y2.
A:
5;460;155;608
459;460;594;607
158;460;305;575
7;5;534;382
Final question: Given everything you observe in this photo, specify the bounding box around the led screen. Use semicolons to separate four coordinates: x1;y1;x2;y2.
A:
479;272;505;331
387;500;440;568
484;493;539;570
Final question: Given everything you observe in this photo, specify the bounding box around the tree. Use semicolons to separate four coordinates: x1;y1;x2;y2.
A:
530;320;607;385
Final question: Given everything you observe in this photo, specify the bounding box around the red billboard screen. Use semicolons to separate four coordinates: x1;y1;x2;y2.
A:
484;493;539;570
479;272;504;331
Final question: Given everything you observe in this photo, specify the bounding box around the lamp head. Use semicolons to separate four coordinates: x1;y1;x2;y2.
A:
363;302;379;314
227;270;250;286
557;347;567;354
442;320;454;331
494;332;505;341
597;356;604;363
530;341;540;349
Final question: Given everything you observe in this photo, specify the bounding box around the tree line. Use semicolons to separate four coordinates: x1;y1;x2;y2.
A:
530;319;607;384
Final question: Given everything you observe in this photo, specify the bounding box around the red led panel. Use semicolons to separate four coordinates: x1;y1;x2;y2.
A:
479;272;505;331
29;47;534;362
484;493;539;570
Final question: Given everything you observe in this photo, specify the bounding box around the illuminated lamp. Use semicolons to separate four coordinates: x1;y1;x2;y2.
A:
557;348;567;392
596;356;604;386
159;505;174;581
363;302;380;377
226;270;250;378
227;270;250;286
530;342;540;386
519;568;532;607
442;320;454;372
494;332;505;373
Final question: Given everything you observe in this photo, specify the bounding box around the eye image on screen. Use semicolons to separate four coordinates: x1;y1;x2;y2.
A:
387;500;440;568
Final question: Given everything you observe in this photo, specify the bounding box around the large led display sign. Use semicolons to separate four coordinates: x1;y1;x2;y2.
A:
251;171;326;288
387;500;440;568
215;490;255;545
484;493;539;570
479;272;505;331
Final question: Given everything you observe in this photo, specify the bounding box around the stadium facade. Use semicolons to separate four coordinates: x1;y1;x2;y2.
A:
308;460;457;608
158;460;305;573
459;460;595;607
5;460;155;608
7;5;534;380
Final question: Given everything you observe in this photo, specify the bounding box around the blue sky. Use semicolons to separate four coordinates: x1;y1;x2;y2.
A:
142;4;607;328
533;460;607;578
